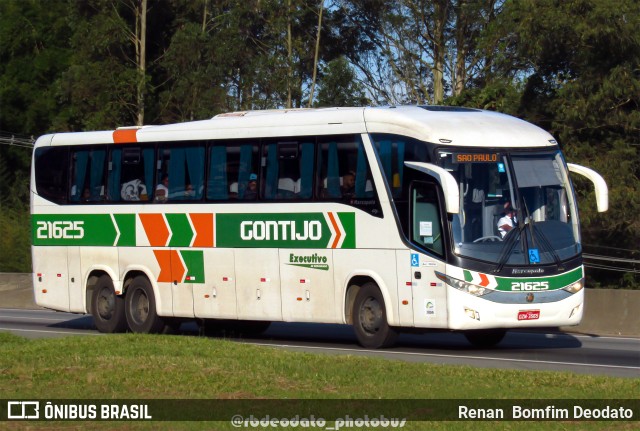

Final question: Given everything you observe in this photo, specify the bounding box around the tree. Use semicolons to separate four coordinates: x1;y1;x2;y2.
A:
335;0;503;104
470;0;640;287
315;57;369;107
53;0;172;130
0;0;72;135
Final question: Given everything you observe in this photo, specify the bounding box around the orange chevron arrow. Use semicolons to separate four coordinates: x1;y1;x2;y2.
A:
327;212;342;249
154;250;173;283
190;213;214;247
153;249;186;283
140;213;170;246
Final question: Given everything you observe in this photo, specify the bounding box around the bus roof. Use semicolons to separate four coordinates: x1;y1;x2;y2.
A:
36;106;556;149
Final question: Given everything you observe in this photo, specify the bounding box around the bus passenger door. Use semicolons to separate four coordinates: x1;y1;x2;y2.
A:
234;249;282;321
411;254;448;328
279;249;335;322
409;182;448;328
193;249;237;319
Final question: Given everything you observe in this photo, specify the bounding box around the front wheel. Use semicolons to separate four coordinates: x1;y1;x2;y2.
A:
91;276;127;333
463;329;507;348
125;275;166;334
352;283;397;348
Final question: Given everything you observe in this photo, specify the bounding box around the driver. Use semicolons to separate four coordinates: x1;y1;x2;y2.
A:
497;202;517;238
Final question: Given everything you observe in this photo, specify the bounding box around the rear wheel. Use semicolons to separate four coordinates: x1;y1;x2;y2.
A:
91;276;127;333
352;282;398;348
463;329;507;348
125;275;166;334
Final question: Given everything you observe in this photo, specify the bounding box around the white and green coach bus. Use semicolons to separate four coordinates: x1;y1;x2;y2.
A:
31;106;608;348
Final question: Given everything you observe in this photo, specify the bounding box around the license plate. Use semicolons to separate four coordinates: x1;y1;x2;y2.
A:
518;310;540;321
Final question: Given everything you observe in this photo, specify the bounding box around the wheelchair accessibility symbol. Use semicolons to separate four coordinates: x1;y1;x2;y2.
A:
528;248;540;264
411;253;419;267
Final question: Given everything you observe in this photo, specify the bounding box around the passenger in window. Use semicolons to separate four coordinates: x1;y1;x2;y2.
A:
82;188;91;203
184;183;195;198
155;174;169;202
121;178;148;201
243;173;258;200
341;171;356;198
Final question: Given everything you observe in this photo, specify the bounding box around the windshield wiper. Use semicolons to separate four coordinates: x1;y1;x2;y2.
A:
522;199;565;271
533;224;565;271
493;223;524;273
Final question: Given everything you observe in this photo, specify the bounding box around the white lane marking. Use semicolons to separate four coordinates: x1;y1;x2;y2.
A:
0;327;100;336
246;342;640;371
0;315;75;322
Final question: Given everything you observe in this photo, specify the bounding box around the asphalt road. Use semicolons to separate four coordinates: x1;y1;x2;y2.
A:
1;308;638;378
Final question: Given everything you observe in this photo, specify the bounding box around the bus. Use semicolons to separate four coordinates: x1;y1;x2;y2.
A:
31;106;608;348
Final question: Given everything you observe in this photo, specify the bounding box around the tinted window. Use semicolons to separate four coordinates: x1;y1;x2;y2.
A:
108;145;154;202
262;139;315;200
207;141;260;201
156;143;205;202
34;146;69;204
70;147;107;203
317;135;382;217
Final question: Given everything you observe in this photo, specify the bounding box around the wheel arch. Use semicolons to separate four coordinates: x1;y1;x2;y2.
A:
343;271;396;325
84;266;120;314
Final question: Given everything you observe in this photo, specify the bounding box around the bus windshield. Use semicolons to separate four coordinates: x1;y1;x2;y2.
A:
437;150;581;266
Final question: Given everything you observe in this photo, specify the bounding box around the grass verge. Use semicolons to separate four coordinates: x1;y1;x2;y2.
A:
0;332;637;430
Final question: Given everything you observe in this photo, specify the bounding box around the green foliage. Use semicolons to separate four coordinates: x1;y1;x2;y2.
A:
316;57;369;107
0;0;72;135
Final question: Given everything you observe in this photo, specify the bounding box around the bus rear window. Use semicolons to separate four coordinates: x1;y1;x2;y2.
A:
34;146;69;204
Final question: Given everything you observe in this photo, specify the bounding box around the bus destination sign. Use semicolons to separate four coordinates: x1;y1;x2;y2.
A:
453;153;499;163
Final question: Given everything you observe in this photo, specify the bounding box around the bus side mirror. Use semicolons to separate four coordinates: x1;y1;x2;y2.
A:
567;163;608;212
405;162;460;214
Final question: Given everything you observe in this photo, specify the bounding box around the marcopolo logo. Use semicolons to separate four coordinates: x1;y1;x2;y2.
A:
217;212;355;249
287;253;329;271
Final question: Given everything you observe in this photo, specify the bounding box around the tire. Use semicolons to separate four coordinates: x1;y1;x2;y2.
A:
91;275;127;333
352;282;398;348
463;329;507;348
124;275;166;334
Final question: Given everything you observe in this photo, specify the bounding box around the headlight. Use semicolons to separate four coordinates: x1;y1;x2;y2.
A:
435;271;490;297
563;278;584;293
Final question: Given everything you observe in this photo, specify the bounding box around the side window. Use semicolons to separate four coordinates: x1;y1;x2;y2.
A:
262;139;315;200
70;147;107;203
34;146;69;204
411;182;444;257
156;143;205;202
207;141;260;201
317;135;382;217
108;146;154;202
371;133;430;199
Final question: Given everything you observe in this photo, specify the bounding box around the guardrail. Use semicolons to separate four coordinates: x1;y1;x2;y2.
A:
1;273;637;336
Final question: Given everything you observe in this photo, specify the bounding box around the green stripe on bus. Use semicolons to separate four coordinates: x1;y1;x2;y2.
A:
494;266;583;291
166;213;193;247
114;214;135;246
215;212;355;249
32;214;125;246
181;250;204;283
